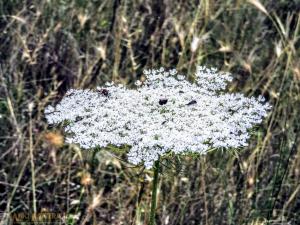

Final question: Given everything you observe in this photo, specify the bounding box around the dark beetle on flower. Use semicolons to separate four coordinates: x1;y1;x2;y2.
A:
98;88;109;97
159;99;168;105
186;100;197;106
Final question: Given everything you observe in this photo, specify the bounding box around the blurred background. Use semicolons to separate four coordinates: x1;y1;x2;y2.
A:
0;0;299;224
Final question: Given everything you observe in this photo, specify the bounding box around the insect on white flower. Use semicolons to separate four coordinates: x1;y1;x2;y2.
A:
45;66;271;169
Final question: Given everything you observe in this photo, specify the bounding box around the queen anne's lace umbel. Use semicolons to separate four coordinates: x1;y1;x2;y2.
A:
45;66;271;168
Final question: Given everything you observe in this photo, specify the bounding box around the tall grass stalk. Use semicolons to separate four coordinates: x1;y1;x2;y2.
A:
29;105;37;213
149;160;160;225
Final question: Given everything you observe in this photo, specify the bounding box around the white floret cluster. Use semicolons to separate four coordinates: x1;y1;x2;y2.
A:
45;66;271;168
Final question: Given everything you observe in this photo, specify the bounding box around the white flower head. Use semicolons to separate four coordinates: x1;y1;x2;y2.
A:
45;66;271;169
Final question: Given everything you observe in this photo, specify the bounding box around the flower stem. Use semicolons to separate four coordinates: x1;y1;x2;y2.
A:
149;160;160;225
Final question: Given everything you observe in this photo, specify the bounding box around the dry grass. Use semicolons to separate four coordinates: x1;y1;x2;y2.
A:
0;0;299;224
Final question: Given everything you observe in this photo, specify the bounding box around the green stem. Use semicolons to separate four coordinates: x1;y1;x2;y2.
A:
149;160;160;225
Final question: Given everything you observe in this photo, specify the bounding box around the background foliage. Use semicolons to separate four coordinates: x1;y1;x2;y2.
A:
0;0;299;224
